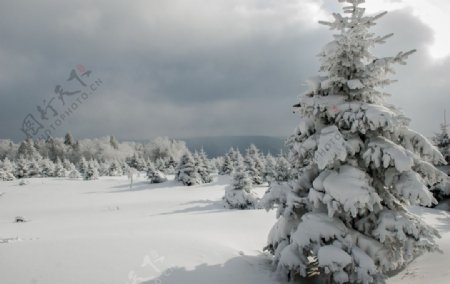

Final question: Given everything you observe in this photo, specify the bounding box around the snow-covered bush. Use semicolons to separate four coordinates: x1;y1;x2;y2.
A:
0;170;15;181
176;151;202;186
0;158;15;181
263;1;445;283
108;160;123;176
147;162;168;184
223;157;257;209
68;169;82;179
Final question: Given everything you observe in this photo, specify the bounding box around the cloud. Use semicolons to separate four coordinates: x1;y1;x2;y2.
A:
0;0;448;141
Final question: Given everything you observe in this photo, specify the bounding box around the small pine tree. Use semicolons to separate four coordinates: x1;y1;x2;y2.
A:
219;155;234;175
223;157;257;209
39;158;55;177
84;161;99;180
244;145;265;185
109;136;119;150
432;114;450;163
78;157;88;176
108;160;123;176
431;114;450;200
15;158;29;178
197;149;213;183
244;153;263;185
28;159;41;177
273;155;291;182
263;154;277;183
0;158;15;181
54;158;66;177
68;168;82;179
147;162;168;183
176;151;202;186
64;132;74;146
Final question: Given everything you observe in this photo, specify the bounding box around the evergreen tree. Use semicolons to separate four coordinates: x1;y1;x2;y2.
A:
0;158;15;181
223;156;257;209
431;113;450;199
71;140;82;164
176;151;201;186
84;160;99;180
432;112;450;163
108;160;123;176
263;153;277;183
219;155;234;175
39;158;55;177
197;149;213;183
15;158;29;178
244;153;263;185
109;135;119;150
274;155;291;182
78;157;89;176
68;168;82;179
263;2;445;283
243;145;265;184
64;132;74;146
54;158;66;177
147;161;168;183
17;139;40;160
28;158;41;177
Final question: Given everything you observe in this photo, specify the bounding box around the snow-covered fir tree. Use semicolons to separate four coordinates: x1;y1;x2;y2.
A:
39;158;55;177
78;157;89;176
244;153;263;185
263;153;277;183
64;132;74;146
15;157;29;178
223;156;257;209
54;158;66;177
109;135;119;150
68;168;82;179
176;151;202;186
27;158;41;177
17;139;40;160
108;160;123;176
84;161;99;180
147;161;168;184
0;157;15;181
431;112;450;200
432;112;450;163
245;144;265;184
196;149;213;183
219;154;234;175
263;1;447;283
274;155;291;182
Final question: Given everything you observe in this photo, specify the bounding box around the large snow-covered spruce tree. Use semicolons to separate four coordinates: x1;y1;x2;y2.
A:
263;1;447;283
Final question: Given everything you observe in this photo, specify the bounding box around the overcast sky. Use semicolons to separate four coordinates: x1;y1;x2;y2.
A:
0;0;449;141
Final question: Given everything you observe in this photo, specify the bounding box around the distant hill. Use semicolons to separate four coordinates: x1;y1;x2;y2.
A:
181;136;287;157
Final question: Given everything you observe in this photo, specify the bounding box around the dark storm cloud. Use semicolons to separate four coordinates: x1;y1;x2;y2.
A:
0;0;448;141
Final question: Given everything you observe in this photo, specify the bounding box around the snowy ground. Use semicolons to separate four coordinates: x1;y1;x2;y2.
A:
0;175;449;284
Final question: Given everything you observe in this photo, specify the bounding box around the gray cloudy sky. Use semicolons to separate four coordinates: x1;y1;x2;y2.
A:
0;0;449;141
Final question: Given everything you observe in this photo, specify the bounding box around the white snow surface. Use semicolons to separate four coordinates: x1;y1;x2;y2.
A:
0;176;450;284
